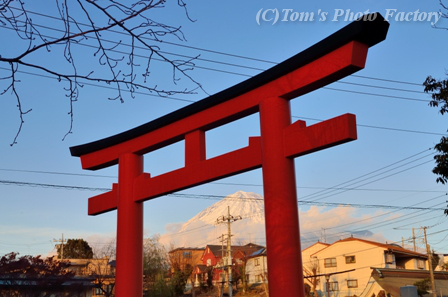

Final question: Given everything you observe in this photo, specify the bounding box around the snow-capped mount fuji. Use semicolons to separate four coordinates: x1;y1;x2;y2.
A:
160;191;266;248
159;190;383;249
181;191;265;228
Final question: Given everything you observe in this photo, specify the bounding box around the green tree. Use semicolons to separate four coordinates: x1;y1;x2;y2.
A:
413;278;431;297
142;235;194;297
58;238;93;259
431;250;441;271
425;2;448;217
423;76;448;187
143;235;172;297
170;268;192;296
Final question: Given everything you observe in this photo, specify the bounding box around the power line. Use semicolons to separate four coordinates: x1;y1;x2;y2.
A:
0;7;427;88
0;177;445;212
0;179;110;191
1;167;445;195
167;193;447;211
300;149;433;201
322;87;429;103
0;168;116;178
0;66;441;138
294;116;445;136
0;12;431;100
336;81;425;94
1;18;430;97
300;151;436;203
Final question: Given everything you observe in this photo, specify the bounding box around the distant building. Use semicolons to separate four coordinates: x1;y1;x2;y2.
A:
195;243;264;287
65;257;115;296
168;247;205;273
168;247;205;291
245;247;268;285
302;236;448;297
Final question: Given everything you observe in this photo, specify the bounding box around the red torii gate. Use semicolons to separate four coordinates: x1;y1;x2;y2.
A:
70;15;389;297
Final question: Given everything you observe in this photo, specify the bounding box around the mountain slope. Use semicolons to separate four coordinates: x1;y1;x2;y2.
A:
160;191;266;248
160;190;385;249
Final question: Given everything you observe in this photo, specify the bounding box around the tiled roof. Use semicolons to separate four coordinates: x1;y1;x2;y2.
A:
321;237;427;258
302;241;330;252
204;243;265;258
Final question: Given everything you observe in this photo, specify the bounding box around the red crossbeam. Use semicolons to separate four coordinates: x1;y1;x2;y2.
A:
284;113;357;158
77;41;367;171
88;114;357;215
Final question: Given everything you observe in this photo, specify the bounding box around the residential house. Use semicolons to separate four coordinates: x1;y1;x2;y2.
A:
65;257;115;296
303;236;448;297
195;243;264;287
168;247;205;291
245;247;268;285
168;247;205;273
302;242;330;294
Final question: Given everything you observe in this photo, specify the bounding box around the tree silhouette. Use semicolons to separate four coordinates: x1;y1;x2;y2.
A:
0;252;79;296
58;238;94;259
0;0;201;145
423;76;448;186
424;2;448;217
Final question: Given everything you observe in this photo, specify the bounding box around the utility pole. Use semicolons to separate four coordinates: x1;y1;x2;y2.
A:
216;206;241;297
53;233;66;260
412;227;417;252
321;228;327;243
423;227;436;297
217;234;226;297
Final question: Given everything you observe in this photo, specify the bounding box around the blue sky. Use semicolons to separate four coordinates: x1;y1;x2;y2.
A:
0;0;447;256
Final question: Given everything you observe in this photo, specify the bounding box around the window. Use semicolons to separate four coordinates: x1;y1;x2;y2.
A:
417;259;425;269
327;281;338;291
324;258;337;268
347;279;358;288
183;251;192;258
206;258;212;266
345;255;356;264
95;285;113;295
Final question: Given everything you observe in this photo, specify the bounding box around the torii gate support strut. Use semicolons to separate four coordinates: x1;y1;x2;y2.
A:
71;14;389;297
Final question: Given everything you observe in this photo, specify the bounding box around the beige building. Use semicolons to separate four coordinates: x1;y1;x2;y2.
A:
302;236;448;297
65;257;115;296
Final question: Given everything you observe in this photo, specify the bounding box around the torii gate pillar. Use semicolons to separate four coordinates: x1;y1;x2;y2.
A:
260;96;304;293
70;14;389;297
116;153;143;297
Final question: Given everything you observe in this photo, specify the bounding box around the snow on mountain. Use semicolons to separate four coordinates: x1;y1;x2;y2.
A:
179;190;265;228
160;191;266;248
159;190;386;249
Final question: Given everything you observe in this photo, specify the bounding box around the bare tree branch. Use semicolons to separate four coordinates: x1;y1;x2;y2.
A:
0;0;201;145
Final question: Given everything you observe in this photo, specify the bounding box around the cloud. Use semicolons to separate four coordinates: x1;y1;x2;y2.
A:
164;222;183;234
299;206;391;246
159;203;393;249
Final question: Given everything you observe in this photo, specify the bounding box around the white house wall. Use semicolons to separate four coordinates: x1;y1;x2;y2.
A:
310;240;390;297
246;255;268;285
